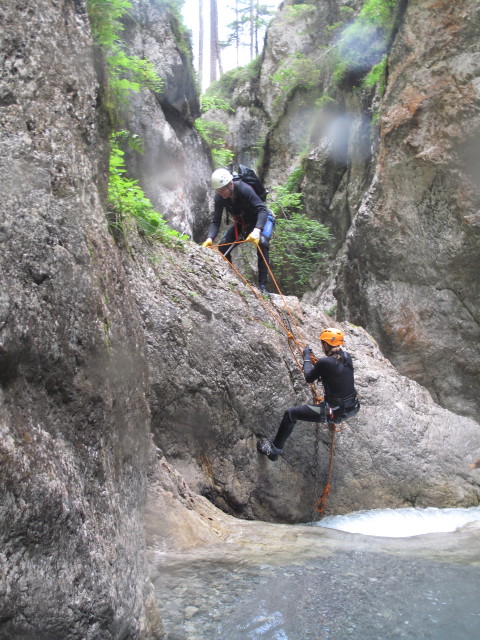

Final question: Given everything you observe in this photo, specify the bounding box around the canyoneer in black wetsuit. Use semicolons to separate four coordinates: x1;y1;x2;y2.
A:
202;168;273;294
257;327;360;461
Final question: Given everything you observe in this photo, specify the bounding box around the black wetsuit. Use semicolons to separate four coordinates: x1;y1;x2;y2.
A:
273;349;360;450
207;180;271;286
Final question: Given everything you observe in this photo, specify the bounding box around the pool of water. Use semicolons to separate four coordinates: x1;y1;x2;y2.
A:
316;506;480;538
152;507;480;640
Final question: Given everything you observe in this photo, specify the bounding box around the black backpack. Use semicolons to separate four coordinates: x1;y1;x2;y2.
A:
232;164;268;202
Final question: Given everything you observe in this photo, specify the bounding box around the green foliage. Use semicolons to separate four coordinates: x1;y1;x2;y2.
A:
315;94;335;109
87;0;131;48
222;1;275;57
194;119;234;168
285;165;305;193
362;55;388;95
361;0;399;28
285;3;316;23
108;135;187;246
268;165;305;217
269;185;303;218
335;0;399;82
200;95;235;113
87;2;185;248
268;162;332;296
205;57;262;105
107;50;164;102
271;212;332;296
270;53;321;97
87;0;164;110
195;87;237;168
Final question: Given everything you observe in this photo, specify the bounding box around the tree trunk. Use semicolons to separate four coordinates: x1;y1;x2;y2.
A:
249;0;254;60
235;0;239;67
198;0;204;90
210;0;219;84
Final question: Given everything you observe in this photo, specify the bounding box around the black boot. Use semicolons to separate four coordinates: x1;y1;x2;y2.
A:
257;438;282;461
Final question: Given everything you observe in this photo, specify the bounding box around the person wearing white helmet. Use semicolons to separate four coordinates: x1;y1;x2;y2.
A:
202;168;272;294
257;328;360;461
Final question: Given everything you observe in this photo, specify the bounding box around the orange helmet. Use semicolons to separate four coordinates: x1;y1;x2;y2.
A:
319;327;344;346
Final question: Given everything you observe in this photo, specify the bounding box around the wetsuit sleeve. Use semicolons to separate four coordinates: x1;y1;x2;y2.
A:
207;195;224;240
239;182;269;230
304;357;337;384
304;359;322;384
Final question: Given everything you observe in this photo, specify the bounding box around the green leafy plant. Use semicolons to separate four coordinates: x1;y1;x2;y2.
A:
285;3;316;23
205;57;262;104
200;95;235;113
108;135;187;246
268;165;332;296
362;54;388;95
87;0;164;113
333;0;398;86
270;53;322;98
194;118;234;168
195;94;235;168
87;2;185;247
271;212;332;297
268;164;305;217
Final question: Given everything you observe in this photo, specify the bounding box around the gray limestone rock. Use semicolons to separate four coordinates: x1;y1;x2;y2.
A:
123;237;480;524
0;1;161;638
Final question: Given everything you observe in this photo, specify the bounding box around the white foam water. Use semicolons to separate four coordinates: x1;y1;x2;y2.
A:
316;505;480;537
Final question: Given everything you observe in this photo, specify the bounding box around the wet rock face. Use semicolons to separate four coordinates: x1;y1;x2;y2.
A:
0;1;160;638
125;239;480;524
120;0;213;241
228;0;480;420
335;0;480;419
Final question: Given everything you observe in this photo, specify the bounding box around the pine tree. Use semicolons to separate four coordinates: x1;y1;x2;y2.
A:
223;1;275;64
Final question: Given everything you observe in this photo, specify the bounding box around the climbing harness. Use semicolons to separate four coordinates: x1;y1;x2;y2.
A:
207;237;346;514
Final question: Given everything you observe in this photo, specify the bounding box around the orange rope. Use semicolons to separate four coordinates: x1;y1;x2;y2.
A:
211;239;325;402
314;422;344;514
209;238;335;509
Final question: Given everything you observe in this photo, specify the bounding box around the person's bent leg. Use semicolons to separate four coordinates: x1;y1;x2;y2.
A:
273;404;328;450
219;225;237;262
257;238;270;287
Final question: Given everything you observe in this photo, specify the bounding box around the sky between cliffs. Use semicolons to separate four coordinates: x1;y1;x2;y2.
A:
182;0;282;91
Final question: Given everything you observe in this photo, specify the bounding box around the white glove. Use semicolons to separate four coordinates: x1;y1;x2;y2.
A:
246;228;261;245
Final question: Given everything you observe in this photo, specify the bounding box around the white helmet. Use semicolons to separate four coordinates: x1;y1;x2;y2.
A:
211;168;233;190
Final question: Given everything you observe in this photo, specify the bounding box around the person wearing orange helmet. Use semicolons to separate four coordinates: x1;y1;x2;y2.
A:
257;327;360;461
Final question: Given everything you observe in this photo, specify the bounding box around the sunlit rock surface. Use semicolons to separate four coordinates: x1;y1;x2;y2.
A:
124;239;480;523
145;471;480;640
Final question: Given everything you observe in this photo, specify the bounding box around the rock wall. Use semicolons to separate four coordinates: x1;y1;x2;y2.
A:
209;0;480;420
335;0;480;419
123;236;480;524
120;0;213;240
1;0;479;637
0;1;161;638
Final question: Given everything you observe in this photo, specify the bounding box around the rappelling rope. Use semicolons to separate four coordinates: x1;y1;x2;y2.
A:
314;421;344;515
208;238;339;511
212;239;323;403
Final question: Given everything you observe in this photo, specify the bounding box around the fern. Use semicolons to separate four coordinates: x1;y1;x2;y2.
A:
87;0;164;107
108;137;187;246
